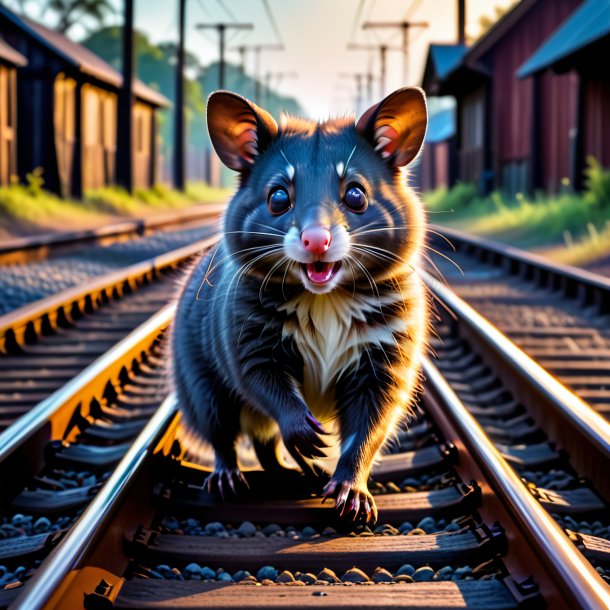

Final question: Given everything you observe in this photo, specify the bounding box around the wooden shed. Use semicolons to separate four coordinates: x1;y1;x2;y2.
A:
0;38;27;186
413;105;456;192
518;0;610;187
0;6;170;198
423;0;582;195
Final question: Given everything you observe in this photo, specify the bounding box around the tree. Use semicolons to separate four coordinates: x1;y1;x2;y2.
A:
476;2;518;40
44;0;114;34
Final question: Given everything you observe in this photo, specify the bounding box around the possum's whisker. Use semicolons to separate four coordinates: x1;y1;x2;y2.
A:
227;247;285;305
425;229;456;250
420;244;464;275
260;255;289;303
351;224;457;256
224;230;286;239
248;221;287;235
215;247;282;306
342;258;357;297
419;252;452;287
280;260;293;301
196;239;223;300
351;243;405;264
350;224;421;237
202;243;282;282
351;244;417;278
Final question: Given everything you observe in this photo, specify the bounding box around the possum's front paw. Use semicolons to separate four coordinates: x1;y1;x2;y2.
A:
205;467;249;500
280;412;329;460
322;479;378;524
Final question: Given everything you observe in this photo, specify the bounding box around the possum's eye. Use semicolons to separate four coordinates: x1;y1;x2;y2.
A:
343;183;368;213
267;187;292;215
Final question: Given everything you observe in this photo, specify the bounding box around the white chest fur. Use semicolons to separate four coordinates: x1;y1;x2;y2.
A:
279;290;407;422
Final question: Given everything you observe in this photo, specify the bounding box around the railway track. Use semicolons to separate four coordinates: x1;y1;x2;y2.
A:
0;222;609;608
0;204;224;316
0;303;175;608
428;224;610;419
0;228;219;432
0;299;607;607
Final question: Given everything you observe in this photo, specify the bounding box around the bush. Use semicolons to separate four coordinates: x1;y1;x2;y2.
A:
425;182;480;213
84;186;139;214
584;156;610;212
442;182;480;211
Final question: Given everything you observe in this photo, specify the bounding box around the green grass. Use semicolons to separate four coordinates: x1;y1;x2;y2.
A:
424;157;610;264
84;182;232;215
0;169;232;237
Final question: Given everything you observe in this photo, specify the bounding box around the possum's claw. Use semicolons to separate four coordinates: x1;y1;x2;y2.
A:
322;479;378;524
205;468;249;500
281;412;329;461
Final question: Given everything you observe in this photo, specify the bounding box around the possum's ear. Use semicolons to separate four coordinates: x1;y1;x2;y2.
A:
207;91;278;171
356;87;427;167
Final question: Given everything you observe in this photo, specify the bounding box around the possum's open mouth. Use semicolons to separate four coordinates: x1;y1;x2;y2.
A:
304;261;341;284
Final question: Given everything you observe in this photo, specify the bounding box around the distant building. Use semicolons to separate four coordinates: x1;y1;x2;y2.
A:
412;105;456;192
518;0;610;188
422;0;582;195
0;6;170;197
0;38;27;186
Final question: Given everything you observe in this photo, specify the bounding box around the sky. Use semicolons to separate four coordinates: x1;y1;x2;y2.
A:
12;0;516;118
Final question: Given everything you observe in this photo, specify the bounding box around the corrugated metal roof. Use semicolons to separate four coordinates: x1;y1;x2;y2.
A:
22;14;123;86
518;0;610;77
426;106;455;144
0;6;170;107
0;37;27;66
430;44;468;80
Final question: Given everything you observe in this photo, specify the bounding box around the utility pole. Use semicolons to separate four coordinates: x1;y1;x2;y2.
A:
365;71;374;106
197;23;254;89
457;0;466;45
348;43;401;99
264;71;297;106
236;45;247;76
174;0;185;191
362;20;428;84
117;0;134;193
230;43;283;104
339;72;367;113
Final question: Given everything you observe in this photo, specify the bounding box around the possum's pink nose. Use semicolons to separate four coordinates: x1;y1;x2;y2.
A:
301;225;332;254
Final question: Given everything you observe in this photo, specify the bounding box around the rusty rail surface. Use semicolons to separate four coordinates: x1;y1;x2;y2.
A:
8;352;609;609
0;203;226;265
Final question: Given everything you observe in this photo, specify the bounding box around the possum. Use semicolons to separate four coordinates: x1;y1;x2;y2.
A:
172;87;429;523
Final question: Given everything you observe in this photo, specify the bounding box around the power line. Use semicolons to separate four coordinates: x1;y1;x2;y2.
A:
362;20;428;83
404;0;423;20
348;0;367;45
261;0;284;46
197;22;255;88
195;0;212;17
347;42;401;98
363;0;378;25
216;0;237;22
229;43;283;103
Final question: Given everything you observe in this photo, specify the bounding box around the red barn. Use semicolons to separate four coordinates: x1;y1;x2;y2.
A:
518;0;610;186
422;0;582;195
0;6;170;198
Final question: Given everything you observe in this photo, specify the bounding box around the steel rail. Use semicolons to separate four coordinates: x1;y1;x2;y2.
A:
0;304;174;463
430;223;610;299
423;270;610;490
0;203;225;265
422;356;610;610
9;393;179;610
0;234;218;350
